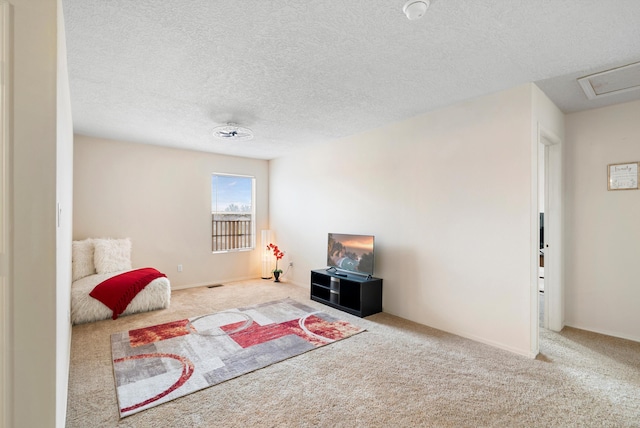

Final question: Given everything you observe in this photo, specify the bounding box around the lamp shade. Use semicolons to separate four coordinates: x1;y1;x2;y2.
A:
261;230;272;279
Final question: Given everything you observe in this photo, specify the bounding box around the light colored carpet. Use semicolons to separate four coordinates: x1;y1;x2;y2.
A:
66;279;640;427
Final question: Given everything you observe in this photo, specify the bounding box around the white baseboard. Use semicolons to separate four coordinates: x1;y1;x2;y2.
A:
563;323;640;343
170;276;311;291
170;275;258;290
453;330;535;359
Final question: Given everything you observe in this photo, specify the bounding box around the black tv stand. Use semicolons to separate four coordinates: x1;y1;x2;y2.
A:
310;269;382;317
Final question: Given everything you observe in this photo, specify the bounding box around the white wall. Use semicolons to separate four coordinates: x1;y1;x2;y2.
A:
270;84;538;356
73;135;269;288
10;0;62;426
564;99;640;342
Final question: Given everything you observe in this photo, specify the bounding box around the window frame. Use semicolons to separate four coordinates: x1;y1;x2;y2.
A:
211;173;256;253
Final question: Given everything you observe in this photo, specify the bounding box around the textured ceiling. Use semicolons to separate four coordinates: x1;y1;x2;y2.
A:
63;0;640;160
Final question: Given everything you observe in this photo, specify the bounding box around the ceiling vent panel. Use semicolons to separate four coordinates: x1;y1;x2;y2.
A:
578;61;640;100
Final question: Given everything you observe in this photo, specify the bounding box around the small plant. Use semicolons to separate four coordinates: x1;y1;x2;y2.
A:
267;243;285;274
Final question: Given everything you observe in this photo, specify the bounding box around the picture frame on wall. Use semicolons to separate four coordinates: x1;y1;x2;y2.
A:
607;162;639;191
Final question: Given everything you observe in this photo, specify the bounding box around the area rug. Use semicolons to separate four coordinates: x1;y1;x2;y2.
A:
110;298;364;418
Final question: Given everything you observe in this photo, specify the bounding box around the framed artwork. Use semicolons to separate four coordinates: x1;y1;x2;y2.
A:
608;162;639;191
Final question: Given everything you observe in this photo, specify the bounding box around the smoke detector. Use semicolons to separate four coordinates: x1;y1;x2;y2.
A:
212;123;254;141
403;0;430;20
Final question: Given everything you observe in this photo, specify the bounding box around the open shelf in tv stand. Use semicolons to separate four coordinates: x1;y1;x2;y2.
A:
310;269;382;317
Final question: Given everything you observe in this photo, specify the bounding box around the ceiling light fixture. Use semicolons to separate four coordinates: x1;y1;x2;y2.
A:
403;0;430;20
212;123;254;141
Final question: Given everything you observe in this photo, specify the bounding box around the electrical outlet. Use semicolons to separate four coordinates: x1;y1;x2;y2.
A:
289;261;294;267
177;264;183;272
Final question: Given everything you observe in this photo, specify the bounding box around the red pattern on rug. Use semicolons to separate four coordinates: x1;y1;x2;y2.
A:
222;319;301;348
128;319;191;348
114;353;194;413
223;315;363;348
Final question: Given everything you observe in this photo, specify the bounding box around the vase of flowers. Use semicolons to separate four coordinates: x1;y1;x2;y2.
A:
267;243;285;282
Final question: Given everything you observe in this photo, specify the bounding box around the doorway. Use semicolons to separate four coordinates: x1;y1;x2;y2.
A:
536;125;563;336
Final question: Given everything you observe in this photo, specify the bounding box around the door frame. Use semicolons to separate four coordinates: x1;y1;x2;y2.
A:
542;142;550;328
539;126;563;333
531;123;563;357
0;3;11;427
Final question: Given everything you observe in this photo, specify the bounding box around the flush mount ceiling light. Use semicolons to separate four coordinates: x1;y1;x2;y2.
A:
212;123;254;141
403;0;430;20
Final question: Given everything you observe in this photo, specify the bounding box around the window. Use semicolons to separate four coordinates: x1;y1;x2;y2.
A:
211;174;255;252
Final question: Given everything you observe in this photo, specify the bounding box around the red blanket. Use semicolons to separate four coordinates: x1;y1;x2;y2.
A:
90;268;167;320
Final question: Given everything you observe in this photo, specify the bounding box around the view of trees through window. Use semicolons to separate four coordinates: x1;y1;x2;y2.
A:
211;174;255;252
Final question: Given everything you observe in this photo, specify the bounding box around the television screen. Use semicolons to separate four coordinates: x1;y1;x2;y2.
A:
327;233;375;276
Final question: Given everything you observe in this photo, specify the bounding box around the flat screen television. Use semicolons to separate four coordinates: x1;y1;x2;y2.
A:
327;233;375;276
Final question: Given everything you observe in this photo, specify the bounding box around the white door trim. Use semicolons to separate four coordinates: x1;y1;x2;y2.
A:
539;126;563;333
542;143;550;329
0;2;12;428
